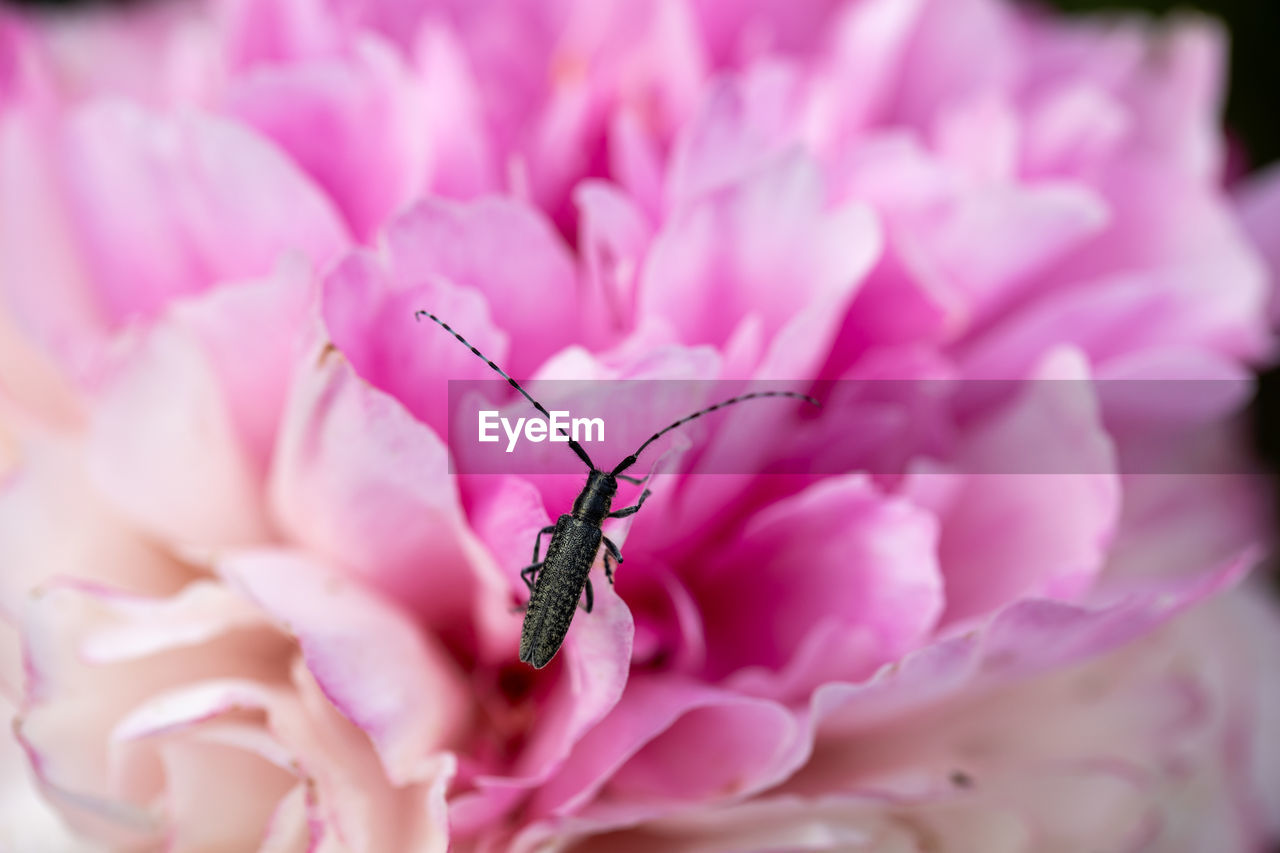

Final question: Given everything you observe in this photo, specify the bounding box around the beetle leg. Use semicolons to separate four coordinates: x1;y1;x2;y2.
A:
520;562;541;594
579;579;594;613
607;489;650;519
531;525;556;563
616;473;648;485
602;537;622;585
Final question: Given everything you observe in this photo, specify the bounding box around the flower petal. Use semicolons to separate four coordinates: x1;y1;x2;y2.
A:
219;549;467;786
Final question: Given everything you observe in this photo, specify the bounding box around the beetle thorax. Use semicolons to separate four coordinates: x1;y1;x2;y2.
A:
572;470;617;524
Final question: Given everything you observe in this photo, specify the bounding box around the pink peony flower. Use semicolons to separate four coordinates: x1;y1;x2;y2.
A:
1;0;1279;850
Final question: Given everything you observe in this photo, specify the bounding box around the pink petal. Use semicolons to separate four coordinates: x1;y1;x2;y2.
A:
890;0;1020;127
451;573;633;833
320;246;510;440
530;675;802;818
688;0;845;64
59;103;348;326
1037;159;1270;362
910;181;1109;322
1023;83;1129;176
573;180;653;347
0;101;107;378
931;92;1020;183
694;474;942;693
268;343;510;644
922;349;1120;624
412;24;500;200
20;1;222;106
259;784;310;853
664;65;809;205
227;34;430;240
812;0;927;137
219;549;467;786
639;152;881;379
383;197;580;377
218;0;348;68
1111;16;1227;179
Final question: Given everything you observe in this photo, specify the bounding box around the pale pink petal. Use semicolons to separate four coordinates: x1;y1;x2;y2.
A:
812;550;1252;735
17;581;292;847
259;784;311;853
87;315;271;548
1023;83;1129;177
275;658;456;853
160;733;298;853
1037;159;1270;362
268;346;510;648
219;549;467;786
106;685;300;850
931;93;1020;183
0;693;98;853
1109;15;1227;179
79;582;266;664
0;433;184;619
168;258;314;475
960;264;1269;378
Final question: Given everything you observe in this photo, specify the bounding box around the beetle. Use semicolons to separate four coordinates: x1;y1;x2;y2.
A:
416;310;819;668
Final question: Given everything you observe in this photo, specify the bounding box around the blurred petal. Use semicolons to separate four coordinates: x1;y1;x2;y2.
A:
219;549;467;786
268;343;510;649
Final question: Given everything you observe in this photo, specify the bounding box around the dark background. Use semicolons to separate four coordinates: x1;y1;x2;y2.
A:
4;0;1280;466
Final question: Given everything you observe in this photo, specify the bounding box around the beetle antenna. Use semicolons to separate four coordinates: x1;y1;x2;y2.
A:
415;311;596;470
611;390;820;476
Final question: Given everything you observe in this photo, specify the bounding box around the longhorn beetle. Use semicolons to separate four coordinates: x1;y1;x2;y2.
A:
416;311;819;668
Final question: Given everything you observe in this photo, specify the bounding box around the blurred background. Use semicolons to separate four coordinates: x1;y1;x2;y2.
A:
3;0;1275;164
3;0;1279;474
